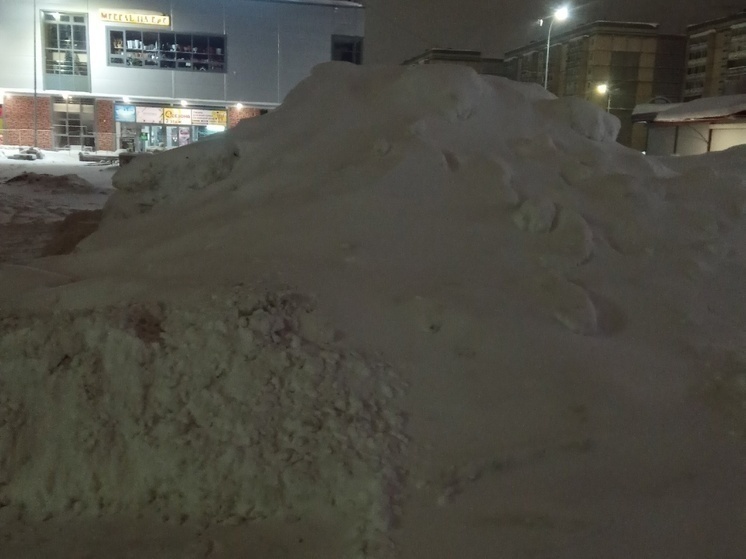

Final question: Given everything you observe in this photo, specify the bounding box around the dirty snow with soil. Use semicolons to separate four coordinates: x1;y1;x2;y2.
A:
1;62;746;558
0;150;113;263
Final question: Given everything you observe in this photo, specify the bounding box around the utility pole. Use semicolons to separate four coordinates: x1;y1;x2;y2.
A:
33;0;38;147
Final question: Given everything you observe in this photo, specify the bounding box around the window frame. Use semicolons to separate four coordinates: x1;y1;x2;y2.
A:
106;27;227;73
43;11;89;76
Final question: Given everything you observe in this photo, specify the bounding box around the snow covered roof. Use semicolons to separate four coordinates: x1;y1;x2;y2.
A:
630;101;682;122
653;94;746;122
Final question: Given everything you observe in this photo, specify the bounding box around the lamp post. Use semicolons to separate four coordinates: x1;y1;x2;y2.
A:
596;83;611;111
33;0;38;147
541;6;569;90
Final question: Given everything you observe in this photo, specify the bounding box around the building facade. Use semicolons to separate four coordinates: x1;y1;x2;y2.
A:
505;21;686;149
0;0;364;150
684;10;746;101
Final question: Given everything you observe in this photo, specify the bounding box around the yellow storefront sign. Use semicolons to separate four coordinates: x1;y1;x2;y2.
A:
100;10;171;27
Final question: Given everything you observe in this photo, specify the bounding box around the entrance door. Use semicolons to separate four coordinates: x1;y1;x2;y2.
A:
166;126;179;149
178;126;192;146
147;125;164;149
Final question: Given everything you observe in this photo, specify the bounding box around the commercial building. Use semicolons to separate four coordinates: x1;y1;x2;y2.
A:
683;10;746;101
0;0;364;151
505;21;687;149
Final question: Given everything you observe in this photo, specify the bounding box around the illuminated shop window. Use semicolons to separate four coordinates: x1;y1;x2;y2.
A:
108;29;226;72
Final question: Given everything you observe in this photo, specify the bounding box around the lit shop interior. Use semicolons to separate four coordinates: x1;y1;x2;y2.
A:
115;104;227;151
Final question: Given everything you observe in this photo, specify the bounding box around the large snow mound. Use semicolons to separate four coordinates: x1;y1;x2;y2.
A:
108;63;626;215
2;62;746;558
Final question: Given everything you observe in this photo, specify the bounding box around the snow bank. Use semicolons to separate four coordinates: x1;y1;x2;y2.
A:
1;290;405;555
2;62;746;557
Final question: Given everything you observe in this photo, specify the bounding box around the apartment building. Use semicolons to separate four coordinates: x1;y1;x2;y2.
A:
505;21;686;149
684;10;746;101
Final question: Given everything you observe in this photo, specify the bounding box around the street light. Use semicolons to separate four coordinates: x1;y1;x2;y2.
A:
541;6;569;89
33;0;38;147
596;83;611;111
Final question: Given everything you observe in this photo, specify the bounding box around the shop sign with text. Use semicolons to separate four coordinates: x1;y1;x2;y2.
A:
100;10;170;26
191;109;227;126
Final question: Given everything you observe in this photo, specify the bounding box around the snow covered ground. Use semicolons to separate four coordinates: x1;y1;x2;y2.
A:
0;148;114;263
1;63;745;558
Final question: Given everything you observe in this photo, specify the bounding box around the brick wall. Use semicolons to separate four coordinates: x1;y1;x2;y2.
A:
95;99;116;151
3;95;53;148
228;106;262;128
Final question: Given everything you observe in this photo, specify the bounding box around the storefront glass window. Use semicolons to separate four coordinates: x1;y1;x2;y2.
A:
115;103;227;152
52;96;96;149
44;12;88;76
108;29;226;73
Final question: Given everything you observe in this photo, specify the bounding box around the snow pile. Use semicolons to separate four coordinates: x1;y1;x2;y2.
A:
0;170;110;263
0;290;405;554
2;62;746;557
0;173;100;227
5;147;45;161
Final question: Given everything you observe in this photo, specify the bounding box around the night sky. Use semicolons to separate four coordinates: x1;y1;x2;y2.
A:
360;0;742;64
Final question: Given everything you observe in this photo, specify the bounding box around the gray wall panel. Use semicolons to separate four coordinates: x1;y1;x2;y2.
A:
173;71;227;103
0;0;365;106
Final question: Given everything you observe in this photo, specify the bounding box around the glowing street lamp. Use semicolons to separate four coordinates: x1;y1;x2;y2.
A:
541;6;569;89
596;82;611;111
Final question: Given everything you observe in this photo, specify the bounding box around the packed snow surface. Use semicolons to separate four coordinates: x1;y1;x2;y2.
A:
1;62;746;558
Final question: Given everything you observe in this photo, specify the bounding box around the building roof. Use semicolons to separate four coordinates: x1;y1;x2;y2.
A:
631;101;682;122
686;9;746;33
504;20;669;58
653;94;746;123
